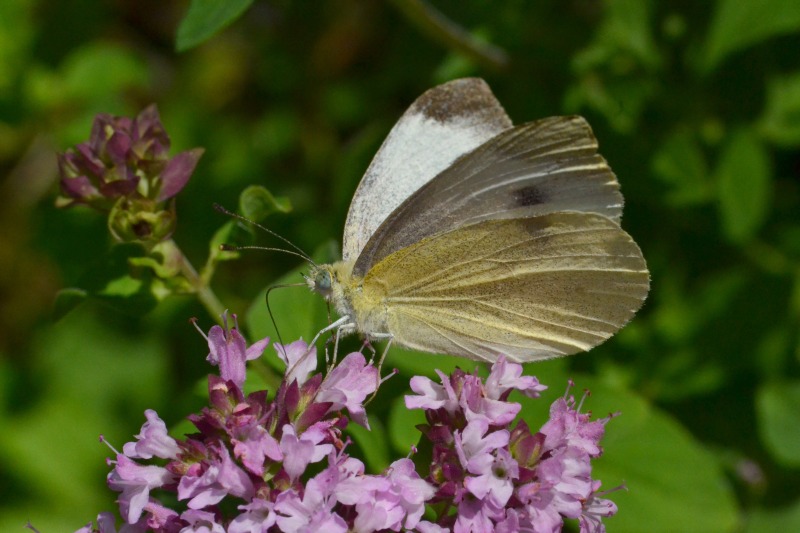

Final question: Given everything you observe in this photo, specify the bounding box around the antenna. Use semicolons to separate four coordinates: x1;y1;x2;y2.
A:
219;244;313;264
213;203;316;266
265;282;306;349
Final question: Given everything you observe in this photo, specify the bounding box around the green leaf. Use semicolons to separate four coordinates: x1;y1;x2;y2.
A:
651;130;713;205
715;130;772;243
52;288;87;320
0;307;170;529
386;346;467;378
347;418;390;473
519;377;739;533
388;395;426;454
239;185;292;221
75;244;159;315
175;0;254;52
702;0;800;71
756;381;800;466
746;498;800;533
759;72;800;147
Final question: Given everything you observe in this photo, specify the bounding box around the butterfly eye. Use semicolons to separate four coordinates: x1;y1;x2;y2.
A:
315;269;333;296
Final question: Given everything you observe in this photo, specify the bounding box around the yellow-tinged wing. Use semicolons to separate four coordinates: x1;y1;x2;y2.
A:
362;212;649;362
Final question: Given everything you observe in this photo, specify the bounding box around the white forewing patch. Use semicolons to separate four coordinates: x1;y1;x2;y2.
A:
343;114;499;261
341;78;512;262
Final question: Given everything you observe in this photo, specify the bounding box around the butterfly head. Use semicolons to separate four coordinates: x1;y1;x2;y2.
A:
307;264;335;299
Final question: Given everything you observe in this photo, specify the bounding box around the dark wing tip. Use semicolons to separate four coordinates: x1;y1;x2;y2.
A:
409;78;512;130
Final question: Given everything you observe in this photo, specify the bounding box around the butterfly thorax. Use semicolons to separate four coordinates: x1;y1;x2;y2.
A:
308;261;389;336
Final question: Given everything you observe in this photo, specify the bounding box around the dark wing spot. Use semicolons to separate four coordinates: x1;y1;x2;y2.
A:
513;185;548;207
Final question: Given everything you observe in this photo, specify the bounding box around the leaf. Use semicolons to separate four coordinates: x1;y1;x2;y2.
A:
175;0;255;52
346;417;390;473
239;185;292;221
388;395;426;454
702;0;800;71
651;130;713;205
52;288;87;320
756;380;800;466
518;377;739;533
715;130;772;243
759;72;800;147
746;498;800;533
75;244;159;315
0;307;170;529
60;43;149;104
386;347;467;379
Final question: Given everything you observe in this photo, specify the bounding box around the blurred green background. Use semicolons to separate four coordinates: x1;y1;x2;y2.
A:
2;0;799;531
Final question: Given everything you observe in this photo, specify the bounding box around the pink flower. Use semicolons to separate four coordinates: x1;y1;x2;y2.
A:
579;481;619;533
177;444;254;509
315;352;378;428
228;498;277;533
274;465;347;533
335;458;435;531
122;409;179;460
275;339;318;386
484;356;547;399
540;396;608;457
405;370;459;413
107;455;175;524
455;419;510;474
204;312;269;389
464;448;519;508
279;423;334;481
231;423;282;476
180;509;225;532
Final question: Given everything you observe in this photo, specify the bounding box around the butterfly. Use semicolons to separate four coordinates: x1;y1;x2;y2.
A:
307;78;649;363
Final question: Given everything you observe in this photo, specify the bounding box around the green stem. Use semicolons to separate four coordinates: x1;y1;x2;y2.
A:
168;239;227;324
389;0;509;71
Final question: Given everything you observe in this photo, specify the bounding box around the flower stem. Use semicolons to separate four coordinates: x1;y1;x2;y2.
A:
389;0;509;70
168;239;227;324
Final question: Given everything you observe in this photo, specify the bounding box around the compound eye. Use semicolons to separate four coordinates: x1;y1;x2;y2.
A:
315;270;332;295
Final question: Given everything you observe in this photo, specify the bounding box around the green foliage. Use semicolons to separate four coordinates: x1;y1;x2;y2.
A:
757;381;800;466
176;0;255;52
702;0;800;71
2;0;800;530
716;130;772;243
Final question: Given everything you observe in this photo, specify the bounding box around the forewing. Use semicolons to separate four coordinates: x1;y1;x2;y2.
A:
364;213;649;362
353;116;623;277
342;78;512;262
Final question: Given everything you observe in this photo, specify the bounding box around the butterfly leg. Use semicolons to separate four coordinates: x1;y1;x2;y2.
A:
329;321;357;371
364;332;395;406
303;315;353;373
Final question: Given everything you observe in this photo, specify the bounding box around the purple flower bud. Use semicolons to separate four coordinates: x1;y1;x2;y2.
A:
57;105;203;242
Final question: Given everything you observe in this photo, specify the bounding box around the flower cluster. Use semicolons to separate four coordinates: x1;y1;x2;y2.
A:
77;314;619;532
406;366;619;532
57;105;203;242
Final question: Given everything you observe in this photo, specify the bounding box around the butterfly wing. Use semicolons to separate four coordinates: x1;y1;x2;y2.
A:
353;115;623;278
361;213;649;362
342;78;512;263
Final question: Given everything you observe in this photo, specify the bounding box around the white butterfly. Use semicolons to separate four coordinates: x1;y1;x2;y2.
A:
308;78;649;363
